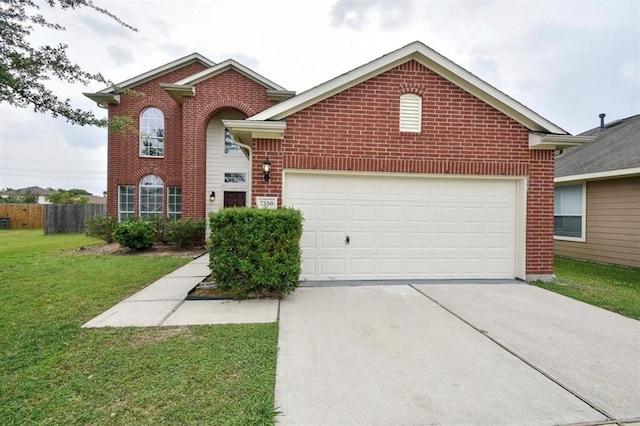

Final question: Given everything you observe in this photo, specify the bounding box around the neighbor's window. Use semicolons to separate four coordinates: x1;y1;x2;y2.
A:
554;184;585;240
139;175;164;219
118;185;135;222
400;93;422;132
167;186;182;221
140;107;165;157
224;128;242;154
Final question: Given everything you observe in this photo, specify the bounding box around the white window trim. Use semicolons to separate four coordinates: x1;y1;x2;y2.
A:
139;107;165;158
167;186;182;221
139;175;164;219
553;182;586;242
118;185;135;222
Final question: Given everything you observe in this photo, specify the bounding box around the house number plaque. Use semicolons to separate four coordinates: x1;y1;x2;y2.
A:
256;197;278;209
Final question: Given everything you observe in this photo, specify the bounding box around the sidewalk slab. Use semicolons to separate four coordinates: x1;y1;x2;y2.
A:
164;262;210;278
275;286;604;425
83;300;180;328
163;299;278;326
414;284;640;420
125;277;199;301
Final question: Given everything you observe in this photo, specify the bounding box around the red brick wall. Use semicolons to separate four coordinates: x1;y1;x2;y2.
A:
106;62;207;217
107;65;275;220
179;69;277;219
251;60;554;276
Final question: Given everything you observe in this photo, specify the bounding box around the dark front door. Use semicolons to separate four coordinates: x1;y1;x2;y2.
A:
224;191;246;208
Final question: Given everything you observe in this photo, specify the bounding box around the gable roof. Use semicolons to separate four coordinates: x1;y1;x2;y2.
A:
174;59;286;91
100;53;215;94
248;41;568;135
84;53;215;107
555;114;640;181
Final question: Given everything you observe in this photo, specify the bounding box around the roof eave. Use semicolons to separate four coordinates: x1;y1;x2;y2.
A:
222;119;286;146
159;83;195;104
83;92;120;108
555;167;640;183
97;53;215;94
176;59;287;91
529;133;594;150
266;90;297;102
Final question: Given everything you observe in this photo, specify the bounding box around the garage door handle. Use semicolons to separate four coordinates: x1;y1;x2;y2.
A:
345;235;350;245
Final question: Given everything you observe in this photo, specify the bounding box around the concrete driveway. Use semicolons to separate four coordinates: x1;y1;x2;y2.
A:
275;284;640;425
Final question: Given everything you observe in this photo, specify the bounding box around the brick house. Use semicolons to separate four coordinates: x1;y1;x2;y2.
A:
85;41;587;282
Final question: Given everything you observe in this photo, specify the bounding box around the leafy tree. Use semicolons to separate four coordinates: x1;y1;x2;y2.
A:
47;187;92;203
0;0;136;126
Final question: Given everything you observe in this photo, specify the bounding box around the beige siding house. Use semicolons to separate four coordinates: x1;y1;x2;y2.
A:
554;114;640;268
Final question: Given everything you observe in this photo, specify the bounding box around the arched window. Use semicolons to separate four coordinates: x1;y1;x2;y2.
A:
139;175;164;218
399;93;422;133
140;107;165;157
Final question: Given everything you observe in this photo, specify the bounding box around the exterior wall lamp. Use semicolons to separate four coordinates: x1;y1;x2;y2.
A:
209;191;216;202
262;158;271;182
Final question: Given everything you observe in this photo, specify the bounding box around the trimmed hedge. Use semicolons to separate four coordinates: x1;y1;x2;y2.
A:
113;220;156;250
209;207;302;296
166;219;206;249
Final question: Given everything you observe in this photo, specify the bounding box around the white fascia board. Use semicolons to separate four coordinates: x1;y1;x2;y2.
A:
159;83;195;104
249;41;568;135
529;133;594;150
175;59;286;91
97;53;215;94
223;119;286;144
555;167;640;183
83;92;120;108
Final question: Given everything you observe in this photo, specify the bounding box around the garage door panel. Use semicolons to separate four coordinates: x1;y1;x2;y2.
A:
321;258;346;275
285;173;518;280
377;258;403;275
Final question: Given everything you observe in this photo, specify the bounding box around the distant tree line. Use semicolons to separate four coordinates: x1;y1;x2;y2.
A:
0;188;95;204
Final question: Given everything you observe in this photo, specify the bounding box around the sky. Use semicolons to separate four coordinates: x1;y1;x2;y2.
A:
0;0;638;195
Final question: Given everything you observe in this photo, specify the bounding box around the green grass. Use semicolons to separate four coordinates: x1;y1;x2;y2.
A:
0;230;279;425
534;257;640;320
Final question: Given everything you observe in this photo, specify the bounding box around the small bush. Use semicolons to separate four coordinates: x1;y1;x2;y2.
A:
85;216;117;243
209;207;302;297
166;219;206;249
113;220;156;250
145;216;169;243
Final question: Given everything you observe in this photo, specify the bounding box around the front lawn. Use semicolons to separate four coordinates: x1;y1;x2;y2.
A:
0;230;279;425
534;257;640;320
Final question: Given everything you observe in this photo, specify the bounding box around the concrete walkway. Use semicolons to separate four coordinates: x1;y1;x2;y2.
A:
82;255;278;328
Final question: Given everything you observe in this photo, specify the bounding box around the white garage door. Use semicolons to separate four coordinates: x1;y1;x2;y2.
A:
284;172;519;281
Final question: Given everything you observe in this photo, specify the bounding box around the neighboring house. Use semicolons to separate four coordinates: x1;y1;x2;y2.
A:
85;41;587;282
554;114;640;268
0;186;53;204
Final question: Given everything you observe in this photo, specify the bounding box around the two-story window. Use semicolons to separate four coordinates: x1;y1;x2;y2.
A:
140;107;165;157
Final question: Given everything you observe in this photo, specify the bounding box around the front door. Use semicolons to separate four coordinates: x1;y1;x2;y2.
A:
223;191;246;208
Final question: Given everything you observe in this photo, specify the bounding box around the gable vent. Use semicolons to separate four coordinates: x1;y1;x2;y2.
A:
400;93;422;132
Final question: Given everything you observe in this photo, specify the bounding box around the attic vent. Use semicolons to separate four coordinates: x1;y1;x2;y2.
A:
400;93;422;133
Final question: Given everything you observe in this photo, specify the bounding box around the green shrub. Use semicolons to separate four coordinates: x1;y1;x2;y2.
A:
209;207;302;296
113;220;156;250
84;216;117;243
145;216;169;243
166;219;206;249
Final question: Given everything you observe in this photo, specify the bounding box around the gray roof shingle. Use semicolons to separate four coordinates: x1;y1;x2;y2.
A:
555;114;640;178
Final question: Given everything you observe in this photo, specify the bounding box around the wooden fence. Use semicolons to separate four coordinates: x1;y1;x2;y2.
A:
44;204;107;235
0;204;44;229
